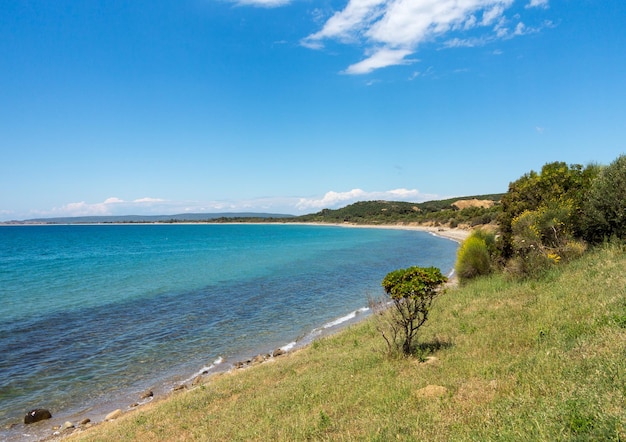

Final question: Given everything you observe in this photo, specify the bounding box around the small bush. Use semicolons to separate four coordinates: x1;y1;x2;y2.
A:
504;250;553;279
505;204;590;277
559;239;587;262
377;266;447;355
455;229;495;282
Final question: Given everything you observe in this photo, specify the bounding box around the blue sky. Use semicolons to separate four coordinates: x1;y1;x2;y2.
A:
1;0;625;220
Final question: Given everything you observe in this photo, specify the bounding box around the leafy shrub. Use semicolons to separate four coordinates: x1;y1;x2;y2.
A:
374;266;447;355
582;154;626;243
559;239;587;261
470;228;497;253
455;230;495;282
505;251;553;279
505;206;588;277
497;161;596;258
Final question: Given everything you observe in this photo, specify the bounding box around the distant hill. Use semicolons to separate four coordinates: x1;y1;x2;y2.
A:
12;212;295;225
293;194;504;226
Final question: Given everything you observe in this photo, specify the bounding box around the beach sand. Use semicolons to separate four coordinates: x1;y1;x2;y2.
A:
314;222;471;243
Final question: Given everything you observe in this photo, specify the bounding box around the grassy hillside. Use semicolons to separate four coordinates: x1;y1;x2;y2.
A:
66;242;625;441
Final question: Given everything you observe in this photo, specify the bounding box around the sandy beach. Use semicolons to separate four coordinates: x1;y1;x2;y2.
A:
300;221;471;243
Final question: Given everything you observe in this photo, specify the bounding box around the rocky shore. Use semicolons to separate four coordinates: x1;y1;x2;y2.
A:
31;347;294;441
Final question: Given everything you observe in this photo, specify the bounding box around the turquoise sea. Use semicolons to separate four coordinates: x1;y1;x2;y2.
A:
0;224;458;440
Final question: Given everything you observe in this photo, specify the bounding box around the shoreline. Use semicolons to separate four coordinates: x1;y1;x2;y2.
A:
0;221;471;243
37;306;376;442
6;223;469;442
331;222;470;243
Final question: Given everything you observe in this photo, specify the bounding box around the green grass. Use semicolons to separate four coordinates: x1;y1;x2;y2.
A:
70;243;625;441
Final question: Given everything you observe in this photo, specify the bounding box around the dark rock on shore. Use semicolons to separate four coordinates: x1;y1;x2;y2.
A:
24;409;52;424
235;350;286;370
252;354;266;364
234;361;246;369
140;390;153;399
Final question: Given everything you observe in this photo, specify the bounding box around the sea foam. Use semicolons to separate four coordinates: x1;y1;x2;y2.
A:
323;306;370;329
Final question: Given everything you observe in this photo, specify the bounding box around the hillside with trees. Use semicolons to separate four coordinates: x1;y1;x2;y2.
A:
293;194;503;227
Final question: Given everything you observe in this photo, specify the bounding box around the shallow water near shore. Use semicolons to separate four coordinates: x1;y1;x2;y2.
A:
0;224;458;440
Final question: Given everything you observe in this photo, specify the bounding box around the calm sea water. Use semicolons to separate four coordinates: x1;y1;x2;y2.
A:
0;224;458;439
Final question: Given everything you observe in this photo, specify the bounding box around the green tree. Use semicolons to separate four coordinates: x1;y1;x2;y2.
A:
583;155;626;243
379;266;447;355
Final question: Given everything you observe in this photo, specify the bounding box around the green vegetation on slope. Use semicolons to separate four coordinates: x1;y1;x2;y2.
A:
486;155;626;279
70;243;625;441
294;194;503;226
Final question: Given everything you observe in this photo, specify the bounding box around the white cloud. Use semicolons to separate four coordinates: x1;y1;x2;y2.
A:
50;201;112;217
35;197;172;218
386;188;423;198
526;0;548;9
482;5;507;26
463;14;478;30
303;0;387;46
133;197;165;203
512;20;544;36
233;0;291;7
344;48;414;74
443;36;489;48
514;22;526;35
297;189;368;210
296;188;431;211
103;197;124;204
303;0;550;74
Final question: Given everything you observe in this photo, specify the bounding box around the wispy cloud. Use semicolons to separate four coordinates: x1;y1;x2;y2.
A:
344;48;415;75
133;197;166;204
32;197;169;219
232;0;291;7
443;36;490;48
526;0;549;9
303;0;549;74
